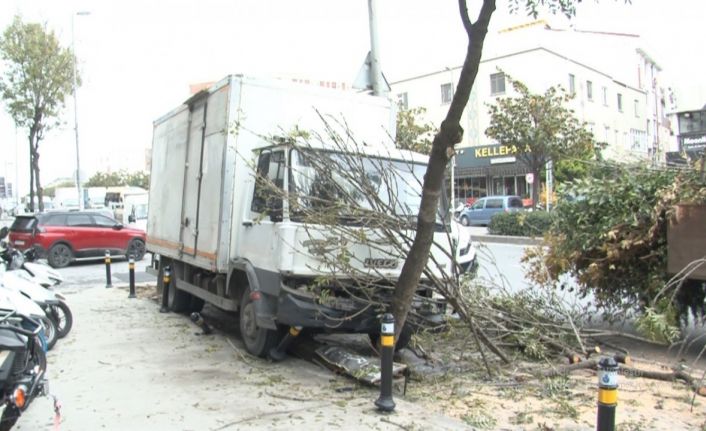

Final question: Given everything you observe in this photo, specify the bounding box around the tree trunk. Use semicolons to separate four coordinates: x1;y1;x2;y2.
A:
28;135;35;213
33;143;43;213
391;0;496;342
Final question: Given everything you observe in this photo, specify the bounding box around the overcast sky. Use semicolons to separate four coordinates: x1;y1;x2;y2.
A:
0;0;704;198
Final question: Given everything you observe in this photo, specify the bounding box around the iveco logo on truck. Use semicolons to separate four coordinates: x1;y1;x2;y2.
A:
363;258;398;269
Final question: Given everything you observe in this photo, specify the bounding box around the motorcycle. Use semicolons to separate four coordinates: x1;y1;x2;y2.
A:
0;299;48;431
0;229;72;341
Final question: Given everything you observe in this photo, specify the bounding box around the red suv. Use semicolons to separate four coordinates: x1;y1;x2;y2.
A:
9;211;146;268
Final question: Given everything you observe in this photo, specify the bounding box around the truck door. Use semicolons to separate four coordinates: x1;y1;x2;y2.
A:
179;99;208;257
239;149;286;272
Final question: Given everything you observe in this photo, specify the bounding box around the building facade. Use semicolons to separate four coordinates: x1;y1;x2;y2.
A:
390;21;671;202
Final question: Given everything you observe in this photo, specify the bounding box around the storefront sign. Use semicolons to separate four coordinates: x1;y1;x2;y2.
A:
682;134;706;153
474;144;531;159
490;156;516;164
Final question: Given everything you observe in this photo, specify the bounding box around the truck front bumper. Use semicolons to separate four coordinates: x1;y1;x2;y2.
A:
274;283;446;334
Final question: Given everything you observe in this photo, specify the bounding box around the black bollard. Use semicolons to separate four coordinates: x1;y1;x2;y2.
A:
190;312;212;335
128;255;136;298
374;313;396;412
269;326;303;361
104;250;113;288
159;266;170;313
596;356;619;431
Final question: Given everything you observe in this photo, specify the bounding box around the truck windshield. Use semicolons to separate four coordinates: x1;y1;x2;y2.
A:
289;149;428;218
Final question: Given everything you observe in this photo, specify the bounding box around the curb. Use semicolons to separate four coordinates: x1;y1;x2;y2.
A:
471;234;543;246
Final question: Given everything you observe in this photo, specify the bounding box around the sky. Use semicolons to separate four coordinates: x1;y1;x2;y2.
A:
0;0;704;199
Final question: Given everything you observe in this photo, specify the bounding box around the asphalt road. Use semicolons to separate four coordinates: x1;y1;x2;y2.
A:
50;254;156;290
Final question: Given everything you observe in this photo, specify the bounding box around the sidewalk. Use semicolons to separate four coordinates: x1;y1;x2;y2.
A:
17;284;470;430
464;225;543;246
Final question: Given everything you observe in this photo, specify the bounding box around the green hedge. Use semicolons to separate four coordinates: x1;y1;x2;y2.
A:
487;211;554;237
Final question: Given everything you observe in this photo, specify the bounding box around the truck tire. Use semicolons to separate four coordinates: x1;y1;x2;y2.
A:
239;288;279;357
189;296;205;313
168;282;191;313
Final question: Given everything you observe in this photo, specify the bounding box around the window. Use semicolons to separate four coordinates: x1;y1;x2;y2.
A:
586;81;593;101
617;93;623;112
44;215;67;226
508;197;523;208
634;99;639;117
485;198;503;209
471;200;484;210
602;87;608;106
397;92;408;110
93;215;116;227
67;214;92;227
490;73;505;95
251;150;285;218
440;83;454;104
568;74;576;95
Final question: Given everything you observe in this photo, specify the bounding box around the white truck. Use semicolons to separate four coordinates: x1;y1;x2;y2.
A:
146;75;459;357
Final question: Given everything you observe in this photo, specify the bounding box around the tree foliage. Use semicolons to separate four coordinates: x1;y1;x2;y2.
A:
523;163;706;325
0;16;76;212
395;107;437;155
84;170;150;189
485;77;597;202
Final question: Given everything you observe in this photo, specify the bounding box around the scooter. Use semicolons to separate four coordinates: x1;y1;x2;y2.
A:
0;298;49;431
0;275;59;351
5;246;63;289
0;229;71;341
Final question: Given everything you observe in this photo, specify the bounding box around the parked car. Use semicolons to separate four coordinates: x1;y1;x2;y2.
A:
458;195;524;226
7;211;146;268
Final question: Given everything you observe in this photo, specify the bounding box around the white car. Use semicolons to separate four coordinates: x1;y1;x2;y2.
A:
450;219;478;275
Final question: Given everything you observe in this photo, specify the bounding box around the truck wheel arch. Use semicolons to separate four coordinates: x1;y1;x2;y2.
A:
227;259;261;303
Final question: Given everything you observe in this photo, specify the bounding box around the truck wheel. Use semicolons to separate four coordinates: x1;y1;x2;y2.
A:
189;296;205;313
168;281;190;313
239;288;279;357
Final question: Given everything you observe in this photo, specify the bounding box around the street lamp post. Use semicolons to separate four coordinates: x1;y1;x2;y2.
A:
72;11;90;210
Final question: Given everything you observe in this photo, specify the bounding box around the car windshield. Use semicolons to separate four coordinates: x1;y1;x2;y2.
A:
289;149;436;219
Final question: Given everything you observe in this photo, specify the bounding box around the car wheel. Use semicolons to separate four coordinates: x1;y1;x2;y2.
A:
460;215;470;227
48;243;73;268
127;238;146;261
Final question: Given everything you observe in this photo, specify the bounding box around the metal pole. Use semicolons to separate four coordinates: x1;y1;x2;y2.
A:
269;326;303;361
128;255;136;298
71;12;90;210
451;154;456;207
367;0;386;97
374;313;395;412
596;356;618;431
104;250;112;288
